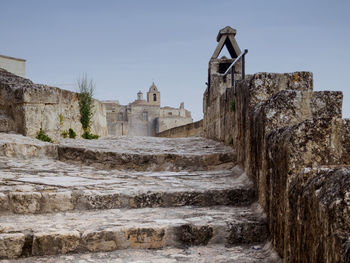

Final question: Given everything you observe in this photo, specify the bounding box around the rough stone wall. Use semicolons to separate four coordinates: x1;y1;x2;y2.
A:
0;68;107;141
203;68;350;262
289;167;350;263
157;119;203;138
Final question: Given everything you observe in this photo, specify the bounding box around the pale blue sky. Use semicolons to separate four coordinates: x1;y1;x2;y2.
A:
1;0;349;121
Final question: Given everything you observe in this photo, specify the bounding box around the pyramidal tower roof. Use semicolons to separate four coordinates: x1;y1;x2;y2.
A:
149;82;159;93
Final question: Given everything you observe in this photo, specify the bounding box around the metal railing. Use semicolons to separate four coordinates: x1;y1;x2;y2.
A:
218;49;248;87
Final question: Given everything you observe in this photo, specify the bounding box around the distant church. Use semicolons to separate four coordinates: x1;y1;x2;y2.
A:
103;82;193;136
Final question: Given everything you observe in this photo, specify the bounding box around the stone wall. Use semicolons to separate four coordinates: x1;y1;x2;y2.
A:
128;103;159;136
0;55;26;78
157;115;193;133
157;119;203;138
0;68;107;141
203;68;350;262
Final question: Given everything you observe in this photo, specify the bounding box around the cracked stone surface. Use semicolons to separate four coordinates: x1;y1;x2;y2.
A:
0;133;235;171
0;156;253;213
58;137;235;171
2;243;281;263
60;136;233;155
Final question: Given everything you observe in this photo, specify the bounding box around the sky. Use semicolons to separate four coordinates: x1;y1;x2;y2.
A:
1;0;350;121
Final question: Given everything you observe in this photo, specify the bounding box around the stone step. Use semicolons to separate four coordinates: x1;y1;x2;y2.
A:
58;136;235;171
0;134;235;171
3;243;281;262
0;157;254;214
0;133;57;159
0;205;268;259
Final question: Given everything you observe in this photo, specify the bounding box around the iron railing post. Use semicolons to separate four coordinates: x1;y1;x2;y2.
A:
217;49;248;92
242;49;247;80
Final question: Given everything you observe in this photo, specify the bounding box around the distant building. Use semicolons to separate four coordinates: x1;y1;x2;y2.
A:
103;82;193;136
0;55;26;77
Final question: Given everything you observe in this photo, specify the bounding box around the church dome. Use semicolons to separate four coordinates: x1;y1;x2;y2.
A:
149;82;159;93
137;90;144;100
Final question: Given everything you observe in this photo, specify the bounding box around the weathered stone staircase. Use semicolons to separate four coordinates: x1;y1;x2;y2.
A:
0;134;280;262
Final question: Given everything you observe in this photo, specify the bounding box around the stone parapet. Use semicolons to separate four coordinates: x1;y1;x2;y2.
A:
0;68;107;140
203;65;349;262
157;119;203;138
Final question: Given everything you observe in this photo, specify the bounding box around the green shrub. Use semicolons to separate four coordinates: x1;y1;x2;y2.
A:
230;100;235;112
36;129;52;142
81;131;99;140
78;75;94;132
68;128;77;139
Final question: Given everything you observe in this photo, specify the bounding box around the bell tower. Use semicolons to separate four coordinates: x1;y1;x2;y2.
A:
147;82;160;106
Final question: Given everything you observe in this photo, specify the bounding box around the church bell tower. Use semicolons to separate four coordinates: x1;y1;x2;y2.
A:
147;82;160;106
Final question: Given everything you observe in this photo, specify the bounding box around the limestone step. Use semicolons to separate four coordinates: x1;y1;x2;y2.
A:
0;134;235;171
58;136;235;171
3;243;281;262
0;205;268;259
0;157;254;214
0;133;57;159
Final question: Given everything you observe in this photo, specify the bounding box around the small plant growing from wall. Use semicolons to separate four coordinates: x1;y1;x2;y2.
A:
36;128;52;142
68;128;77;139
61;130;68;138
81;131;99;139
229;137;233;145
61;128;77;139
78;75;99;139
59;114;64;126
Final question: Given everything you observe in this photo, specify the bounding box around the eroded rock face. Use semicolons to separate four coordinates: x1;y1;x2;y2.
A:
176;224;213;246
125;228;167;249
265;118;350;262
289;168;350;263
0;233;25;259
9;192;42;214
32;231;80;256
